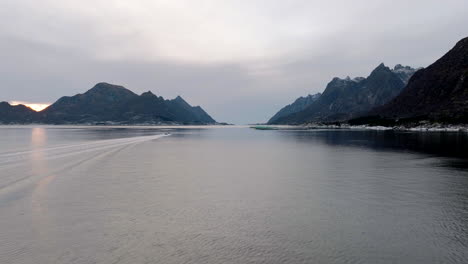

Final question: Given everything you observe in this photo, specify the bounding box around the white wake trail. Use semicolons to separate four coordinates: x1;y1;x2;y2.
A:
0;133;170;197
0;134;169;169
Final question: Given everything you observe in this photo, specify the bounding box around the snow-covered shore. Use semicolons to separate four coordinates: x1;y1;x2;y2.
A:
254;124;468;132
350;124;468;132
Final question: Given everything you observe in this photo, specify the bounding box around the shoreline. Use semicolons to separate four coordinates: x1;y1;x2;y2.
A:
0;122;231;126
251;124;468;132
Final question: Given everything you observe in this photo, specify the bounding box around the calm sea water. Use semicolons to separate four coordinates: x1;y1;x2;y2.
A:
0;126;467;264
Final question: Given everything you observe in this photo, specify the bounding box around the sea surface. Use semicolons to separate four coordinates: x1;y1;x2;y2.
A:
0;126;467;264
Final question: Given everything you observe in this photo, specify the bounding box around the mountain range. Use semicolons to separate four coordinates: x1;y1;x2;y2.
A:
2;37;467;126
268;64;419;124
0;83;216;125
351;36;468;125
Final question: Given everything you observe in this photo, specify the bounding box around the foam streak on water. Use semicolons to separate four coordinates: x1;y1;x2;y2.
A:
0;132;169;198
0;134;168;168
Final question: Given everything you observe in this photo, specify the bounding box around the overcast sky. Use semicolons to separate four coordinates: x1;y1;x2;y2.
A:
1;0;468;124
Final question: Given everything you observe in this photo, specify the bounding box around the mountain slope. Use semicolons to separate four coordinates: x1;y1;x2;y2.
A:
167;96;216;124
35;82;217;124
274;64;417;124
369;37;468;123
41;82;138;123
0;102;38;124
116;92;216;124
268;93;321;124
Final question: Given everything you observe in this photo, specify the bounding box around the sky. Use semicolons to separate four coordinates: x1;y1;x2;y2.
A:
1;0;468;124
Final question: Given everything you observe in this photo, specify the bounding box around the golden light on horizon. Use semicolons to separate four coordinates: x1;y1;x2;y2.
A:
10;101;50;112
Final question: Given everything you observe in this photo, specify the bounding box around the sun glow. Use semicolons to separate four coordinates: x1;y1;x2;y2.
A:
10;101;50;112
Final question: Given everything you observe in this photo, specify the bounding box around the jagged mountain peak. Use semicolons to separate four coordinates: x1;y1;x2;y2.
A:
393;64;411;71
329;77;352;86
376;62;387;69
10;83;217;124
270;62;416;124
370;36;468;123
174;95;188;103
390;64;420;84
330;76;365;85
392;64;418;72
141;91;156;97
370;63;391;74
172;95;192;107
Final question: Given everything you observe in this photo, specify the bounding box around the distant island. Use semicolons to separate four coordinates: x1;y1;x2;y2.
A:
268;36;468;128
0;83;218;125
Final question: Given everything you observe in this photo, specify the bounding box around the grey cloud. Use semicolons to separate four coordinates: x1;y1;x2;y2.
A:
1;0;468;124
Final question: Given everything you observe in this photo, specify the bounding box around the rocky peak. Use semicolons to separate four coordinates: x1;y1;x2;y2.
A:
329;76;365;86
174;95;185;101
173;95;190;107
329;77;353;87
370;63;391;74
141;91;156;97
373;36;468;122
392;64;417;73
375;62;388;70
391;64;419;84
353;77;365;83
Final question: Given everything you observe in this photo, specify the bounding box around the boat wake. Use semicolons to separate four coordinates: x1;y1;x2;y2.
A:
0;134;169;197
0;134;168;168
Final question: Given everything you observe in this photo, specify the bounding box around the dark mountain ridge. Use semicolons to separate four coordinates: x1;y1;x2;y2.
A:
367;37;468;124
268;93;321;124
41;82;139;123
349;36;468;126
0;102;38;124
1;82;216;124
116;90;215;124
270;64;417;124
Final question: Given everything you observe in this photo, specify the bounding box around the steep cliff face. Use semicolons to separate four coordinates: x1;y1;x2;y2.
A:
371;37;468;123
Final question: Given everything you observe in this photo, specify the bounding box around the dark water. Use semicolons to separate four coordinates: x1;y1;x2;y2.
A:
0;126;468;264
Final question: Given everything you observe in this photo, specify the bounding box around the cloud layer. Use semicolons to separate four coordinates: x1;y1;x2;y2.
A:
1;0;468;123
